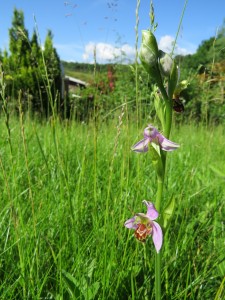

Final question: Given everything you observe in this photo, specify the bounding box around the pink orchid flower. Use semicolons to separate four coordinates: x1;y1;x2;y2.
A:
132;124;179;152
124;200;163;253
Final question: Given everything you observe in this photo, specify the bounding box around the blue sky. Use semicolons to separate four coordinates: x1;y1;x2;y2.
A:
0;0;225;63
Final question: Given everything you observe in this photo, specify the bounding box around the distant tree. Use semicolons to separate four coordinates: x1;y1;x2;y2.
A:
6;8;33;111
175;21;225;124
1;8;63;117
178;28;225;74
9;9;30;68
43;31;61;82
0;50;3;62
30;31;41;67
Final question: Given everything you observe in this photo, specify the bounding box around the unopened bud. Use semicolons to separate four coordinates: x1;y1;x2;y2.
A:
139;30;159;73
158;50;173;77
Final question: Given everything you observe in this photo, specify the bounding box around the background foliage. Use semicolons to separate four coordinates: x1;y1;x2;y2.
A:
1;10;225;123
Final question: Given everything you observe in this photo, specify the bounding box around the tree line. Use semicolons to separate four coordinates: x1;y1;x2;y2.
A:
176;21;225;124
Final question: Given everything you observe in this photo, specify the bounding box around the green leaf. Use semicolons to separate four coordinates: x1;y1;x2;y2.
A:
62;266;100;300
168;61;178;98
217;259;225;277
86;282;100;300
163;196;175;229
152;86;166;130
62;269;82;299
209;165;225;178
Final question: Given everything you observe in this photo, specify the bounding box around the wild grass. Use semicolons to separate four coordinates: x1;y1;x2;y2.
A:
0;2;224;298
0;111;224;299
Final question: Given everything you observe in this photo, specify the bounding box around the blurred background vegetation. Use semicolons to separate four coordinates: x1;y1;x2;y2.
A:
1;8;225;124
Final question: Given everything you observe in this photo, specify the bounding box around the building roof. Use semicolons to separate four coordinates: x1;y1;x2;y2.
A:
64;75;88;87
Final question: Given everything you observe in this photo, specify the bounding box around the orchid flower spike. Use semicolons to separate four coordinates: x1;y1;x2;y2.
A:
132;124;179;153
124;201;163;253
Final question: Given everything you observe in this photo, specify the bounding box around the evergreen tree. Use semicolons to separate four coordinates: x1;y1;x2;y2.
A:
0;50;3;62
30;31;41;67
4;9;63;117
9;9;30;68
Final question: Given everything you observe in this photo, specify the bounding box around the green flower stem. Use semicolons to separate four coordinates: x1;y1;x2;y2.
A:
154;83;173;300
155;175;164;212
155;169;164;300
155;251;162;300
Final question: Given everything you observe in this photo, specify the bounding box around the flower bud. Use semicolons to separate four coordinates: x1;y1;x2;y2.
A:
158;50;173;77
139;30;159;74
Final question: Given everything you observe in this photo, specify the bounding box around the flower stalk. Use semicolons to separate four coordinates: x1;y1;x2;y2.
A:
125;24;187;298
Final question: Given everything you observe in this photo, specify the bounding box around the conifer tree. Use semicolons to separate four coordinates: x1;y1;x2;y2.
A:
9;8;30;68
4;9;63;117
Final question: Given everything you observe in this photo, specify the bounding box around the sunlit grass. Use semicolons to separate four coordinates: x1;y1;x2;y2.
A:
0;114;224;299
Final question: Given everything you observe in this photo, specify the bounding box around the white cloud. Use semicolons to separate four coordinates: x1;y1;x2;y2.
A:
54;37;197;63
158;35;196;56
158;35;174;53
82;42;136;63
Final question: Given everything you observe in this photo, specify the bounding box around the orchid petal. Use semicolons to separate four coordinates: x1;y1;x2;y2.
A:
152;221;163;253
158;135;180;151
124;217;138;229
143;200;158;220
132;138;149;153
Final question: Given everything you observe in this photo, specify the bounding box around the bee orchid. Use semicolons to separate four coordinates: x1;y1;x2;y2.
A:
124;201;163;253
132;124;179;152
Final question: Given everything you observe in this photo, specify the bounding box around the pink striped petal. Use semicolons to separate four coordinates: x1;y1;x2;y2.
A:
152;221;163;253
143;201;159;220
124;217;138;229
132;138;149;152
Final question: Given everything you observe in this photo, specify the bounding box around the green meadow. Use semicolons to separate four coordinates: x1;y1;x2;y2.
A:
0;114;224;299
1;4;225;300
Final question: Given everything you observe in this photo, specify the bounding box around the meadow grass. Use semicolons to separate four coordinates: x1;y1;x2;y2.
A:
1;1;224;298
0;111;224;299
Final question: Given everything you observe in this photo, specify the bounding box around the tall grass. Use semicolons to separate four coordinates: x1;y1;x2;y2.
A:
0;2;224;299
0;108;224;299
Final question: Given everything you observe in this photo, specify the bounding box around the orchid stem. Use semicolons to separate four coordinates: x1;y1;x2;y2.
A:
154;95;172;300
155;177;164;211
155;174;164;300
155;251;162;300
